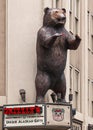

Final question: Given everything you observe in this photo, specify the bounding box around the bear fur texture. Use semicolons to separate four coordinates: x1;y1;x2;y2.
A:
35;7;81;103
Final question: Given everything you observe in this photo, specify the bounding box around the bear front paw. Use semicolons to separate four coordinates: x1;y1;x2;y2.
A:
75;34;81;42
61;33;66;38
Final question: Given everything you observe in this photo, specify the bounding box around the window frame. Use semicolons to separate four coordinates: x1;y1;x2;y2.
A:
74;68;80;111
88;79;93;117
69;65;81;112
75;0;79;19
55;0;62;8
74;0;80;35
73;120;82;130
69;65;73;94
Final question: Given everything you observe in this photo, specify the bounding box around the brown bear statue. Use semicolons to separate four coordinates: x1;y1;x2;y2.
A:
35;7;81;103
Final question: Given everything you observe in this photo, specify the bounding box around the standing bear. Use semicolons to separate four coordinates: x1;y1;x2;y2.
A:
35;7;81;102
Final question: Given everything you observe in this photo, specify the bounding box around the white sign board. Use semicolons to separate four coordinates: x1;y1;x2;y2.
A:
3;104;45;128
46;104;71;127
3;103;72;129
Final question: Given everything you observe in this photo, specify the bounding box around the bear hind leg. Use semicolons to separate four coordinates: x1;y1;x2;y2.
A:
53;73;66;102
35;71;51;103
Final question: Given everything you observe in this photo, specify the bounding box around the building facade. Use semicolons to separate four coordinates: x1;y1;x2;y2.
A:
0;0;93;130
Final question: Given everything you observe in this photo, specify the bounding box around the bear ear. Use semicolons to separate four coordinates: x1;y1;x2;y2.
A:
44;7;50;14
62;8;66;13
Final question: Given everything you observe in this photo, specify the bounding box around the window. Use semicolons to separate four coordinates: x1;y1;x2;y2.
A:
89;14;93;52
69;66;73;94
92;101;93;117
56;0;59;8
74;0;80;34
87;11;90;47
88;124;93;130
75;0;79;18
92;82;93;100
73;121;82;130
69;65;81;112
88;79;93;117
74;70;79;92
69;0;80;34
91;15;93;35
69;13;72;31
69;0;72;12
75;18;78;34
88;79;90;115
69;0;73;31
56;0;62;8
52;0;62;8
91;15;93;51
91;82;93;117
91;35;93;51
69;0;72;31
74;69;80;110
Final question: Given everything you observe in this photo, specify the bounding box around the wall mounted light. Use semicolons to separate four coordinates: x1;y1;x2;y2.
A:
69;94;73;102
19;89;26;103
51;92;56;103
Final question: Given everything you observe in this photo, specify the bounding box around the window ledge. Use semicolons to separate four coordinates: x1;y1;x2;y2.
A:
88;48;91;51
69;10;72;14
88;48;93;54
74;111;84;122
88;116;93;124
75;16;79;20
69;31;73;35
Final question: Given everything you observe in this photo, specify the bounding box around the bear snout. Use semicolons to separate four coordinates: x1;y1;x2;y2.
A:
56;13;66;21
57;16;66;22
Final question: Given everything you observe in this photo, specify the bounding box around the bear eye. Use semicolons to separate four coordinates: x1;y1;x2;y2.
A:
55;112;57;115
55;11;58;13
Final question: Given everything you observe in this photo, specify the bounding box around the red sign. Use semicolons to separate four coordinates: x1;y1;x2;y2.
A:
4;106;42;115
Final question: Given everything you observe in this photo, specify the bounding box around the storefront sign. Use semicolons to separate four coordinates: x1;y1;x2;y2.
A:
3;104;45;128
3;103;72;129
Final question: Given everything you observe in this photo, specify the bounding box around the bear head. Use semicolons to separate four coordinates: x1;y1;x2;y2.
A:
43;7;66;27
